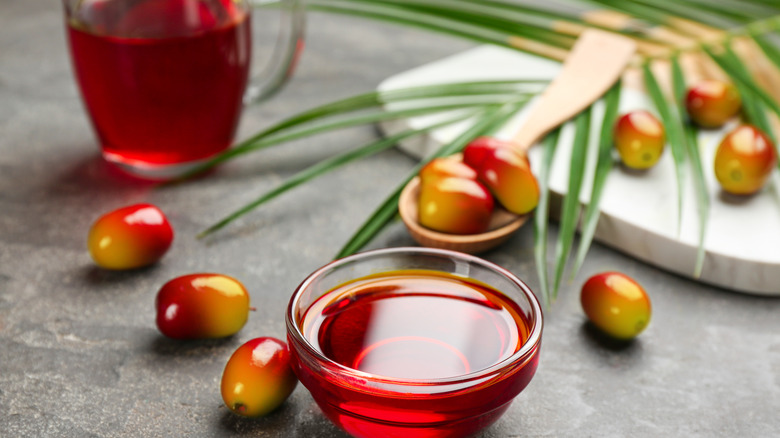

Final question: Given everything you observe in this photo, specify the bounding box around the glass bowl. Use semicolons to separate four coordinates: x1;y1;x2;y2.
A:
286;247;543;438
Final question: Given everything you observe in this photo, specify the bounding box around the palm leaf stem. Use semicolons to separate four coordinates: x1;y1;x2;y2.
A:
185;101;520;178
456;0;589;22
533;129;560;308
198;109;485;237
174;80;544;180
336;101;526;258
365;0;722;52
308;0;693;61
625;16;780;62
461;0;671;47
583;0;684;29
305;0;570;60
580;4;780;58
565;5;707;56
552;107;591;300
251;79;541;140
312;0;780;67
338;0;648;42
664;0;778;23
571;81;622;278
620;0;742;28
576;9;659;37
355;0;577;48
314;0;780;62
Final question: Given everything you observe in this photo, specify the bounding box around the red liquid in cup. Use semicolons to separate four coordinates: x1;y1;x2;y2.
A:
294;270;539;438
66;0;251;168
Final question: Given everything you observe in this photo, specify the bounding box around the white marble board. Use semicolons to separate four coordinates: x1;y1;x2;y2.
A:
378;45;780;295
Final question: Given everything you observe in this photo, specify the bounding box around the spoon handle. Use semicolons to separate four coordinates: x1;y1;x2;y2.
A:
513;29;636;151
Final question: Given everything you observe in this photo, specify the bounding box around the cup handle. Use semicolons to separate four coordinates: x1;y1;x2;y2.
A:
244;0;306;104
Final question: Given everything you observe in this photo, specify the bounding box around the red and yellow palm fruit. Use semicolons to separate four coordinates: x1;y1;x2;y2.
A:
614;110;666;169
419;155;477;185
418;175;494;235
87;203;174;270
462;136;528;170
464;141;539;215
714;124;777;195
155;273;250;339
581;272;652;340
685;79;742;128
221;337;298;417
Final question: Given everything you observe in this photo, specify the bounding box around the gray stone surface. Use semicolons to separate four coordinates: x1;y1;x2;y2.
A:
1;1;779;437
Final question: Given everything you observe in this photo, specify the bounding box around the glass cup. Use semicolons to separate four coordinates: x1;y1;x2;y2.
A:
286;247;544;438
63;0;304;179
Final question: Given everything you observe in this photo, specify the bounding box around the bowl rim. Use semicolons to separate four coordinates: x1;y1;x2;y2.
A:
285;247;543;386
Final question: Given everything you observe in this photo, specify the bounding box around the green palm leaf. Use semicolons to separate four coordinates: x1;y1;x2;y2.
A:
720;42;777;142
671;55;708;278
552;107;591;299
212;0;780;303
642;62;687;234
571;81;622;278
177;79;544;180
198;109;489;238
533;129;560;308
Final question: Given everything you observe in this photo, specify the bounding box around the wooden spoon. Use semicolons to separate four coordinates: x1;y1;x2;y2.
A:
399;30;637;254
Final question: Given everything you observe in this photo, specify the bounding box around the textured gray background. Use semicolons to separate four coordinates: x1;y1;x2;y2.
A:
1;0;779;437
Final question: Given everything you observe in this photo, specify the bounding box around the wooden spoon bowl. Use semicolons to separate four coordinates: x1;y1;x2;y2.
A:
398;176;528;254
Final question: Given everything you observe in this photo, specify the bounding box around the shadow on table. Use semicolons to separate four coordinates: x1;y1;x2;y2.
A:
580;322;643;353
46;152;160;193
217;399;348;437
148;334;238;357
80;263;163;286
217;403;294;436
